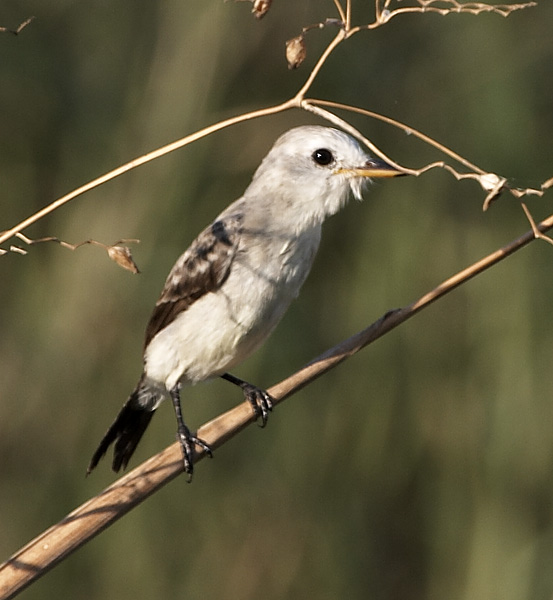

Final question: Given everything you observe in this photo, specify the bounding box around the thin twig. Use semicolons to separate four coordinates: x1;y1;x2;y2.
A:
307;98;486;172
0;100;297;248
0;16;35;35
2;209;553;599
521;203;553;247
292;27;346;99
368;0;535;29
306;98;552;207
332;0;347;24
0;234;141;273
302;101;415;171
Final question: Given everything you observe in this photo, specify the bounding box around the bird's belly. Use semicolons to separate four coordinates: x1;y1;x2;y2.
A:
144;230;319;391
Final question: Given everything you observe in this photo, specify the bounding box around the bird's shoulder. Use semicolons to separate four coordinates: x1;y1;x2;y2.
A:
143;209;244;348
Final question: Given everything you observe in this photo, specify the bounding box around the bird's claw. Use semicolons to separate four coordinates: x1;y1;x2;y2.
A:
243;384;274;428
177;429;213;482
220;373;274;427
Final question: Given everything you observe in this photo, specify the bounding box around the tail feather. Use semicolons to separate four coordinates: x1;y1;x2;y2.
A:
87;387;155;475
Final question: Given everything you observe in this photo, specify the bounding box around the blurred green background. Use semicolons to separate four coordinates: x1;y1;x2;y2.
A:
1;1;553;599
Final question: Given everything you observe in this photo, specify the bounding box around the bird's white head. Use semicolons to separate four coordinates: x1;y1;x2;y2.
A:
246;126;403;230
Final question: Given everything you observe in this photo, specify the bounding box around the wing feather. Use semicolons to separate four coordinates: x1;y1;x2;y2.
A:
143;213;242;349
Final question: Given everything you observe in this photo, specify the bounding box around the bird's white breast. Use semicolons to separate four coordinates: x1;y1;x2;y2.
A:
143;224;322;392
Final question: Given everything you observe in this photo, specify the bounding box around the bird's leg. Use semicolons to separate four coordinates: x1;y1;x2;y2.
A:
170;383;212;481
221;373;274;427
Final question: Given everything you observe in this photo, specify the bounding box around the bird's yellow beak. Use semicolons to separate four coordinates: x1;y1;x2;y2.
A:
339;158;406;178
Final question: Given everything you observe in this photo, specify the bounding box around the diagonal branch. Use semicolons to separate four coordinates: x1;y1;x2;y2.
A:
2;209;553;600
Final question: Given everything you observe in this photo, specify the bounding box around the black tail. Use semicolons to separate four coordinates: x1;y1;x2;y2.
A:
87;386;155;475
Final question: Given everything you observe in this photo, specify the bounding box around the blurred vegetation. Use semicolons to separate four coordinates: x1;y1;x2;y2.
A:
1;1;553;599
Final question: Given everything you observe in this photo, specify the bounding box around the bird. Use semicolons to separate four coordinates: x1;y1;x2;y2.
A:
87;125;404;479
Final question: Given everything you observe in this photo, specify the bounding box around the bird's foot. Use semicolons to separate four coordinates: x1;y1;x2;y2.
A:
221;373;274;427
242;383;273;428
176;425;213;482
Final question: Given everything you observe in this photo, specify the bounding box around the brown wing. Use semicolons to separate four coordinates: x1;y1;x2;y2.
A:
143;213;243;349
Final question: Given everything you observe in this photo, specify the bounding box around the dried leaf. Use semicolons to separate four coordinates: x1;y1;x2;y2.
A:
232;0;272;20
286;35;306;70
478;172;506;193
107;245;140;274
479;173;507;211
252;0;272;19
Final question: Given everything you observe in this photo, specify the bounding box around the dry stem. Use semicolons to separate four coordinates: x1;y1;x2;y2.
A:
1;207;552;599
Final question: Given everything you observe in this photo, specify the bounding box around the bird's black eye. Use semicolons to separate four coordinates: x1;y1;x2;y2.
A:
312;148;334;166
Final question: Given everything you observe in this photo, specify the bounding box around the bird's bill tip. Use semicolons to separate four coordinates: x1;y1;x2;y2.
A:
349;158;407;178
